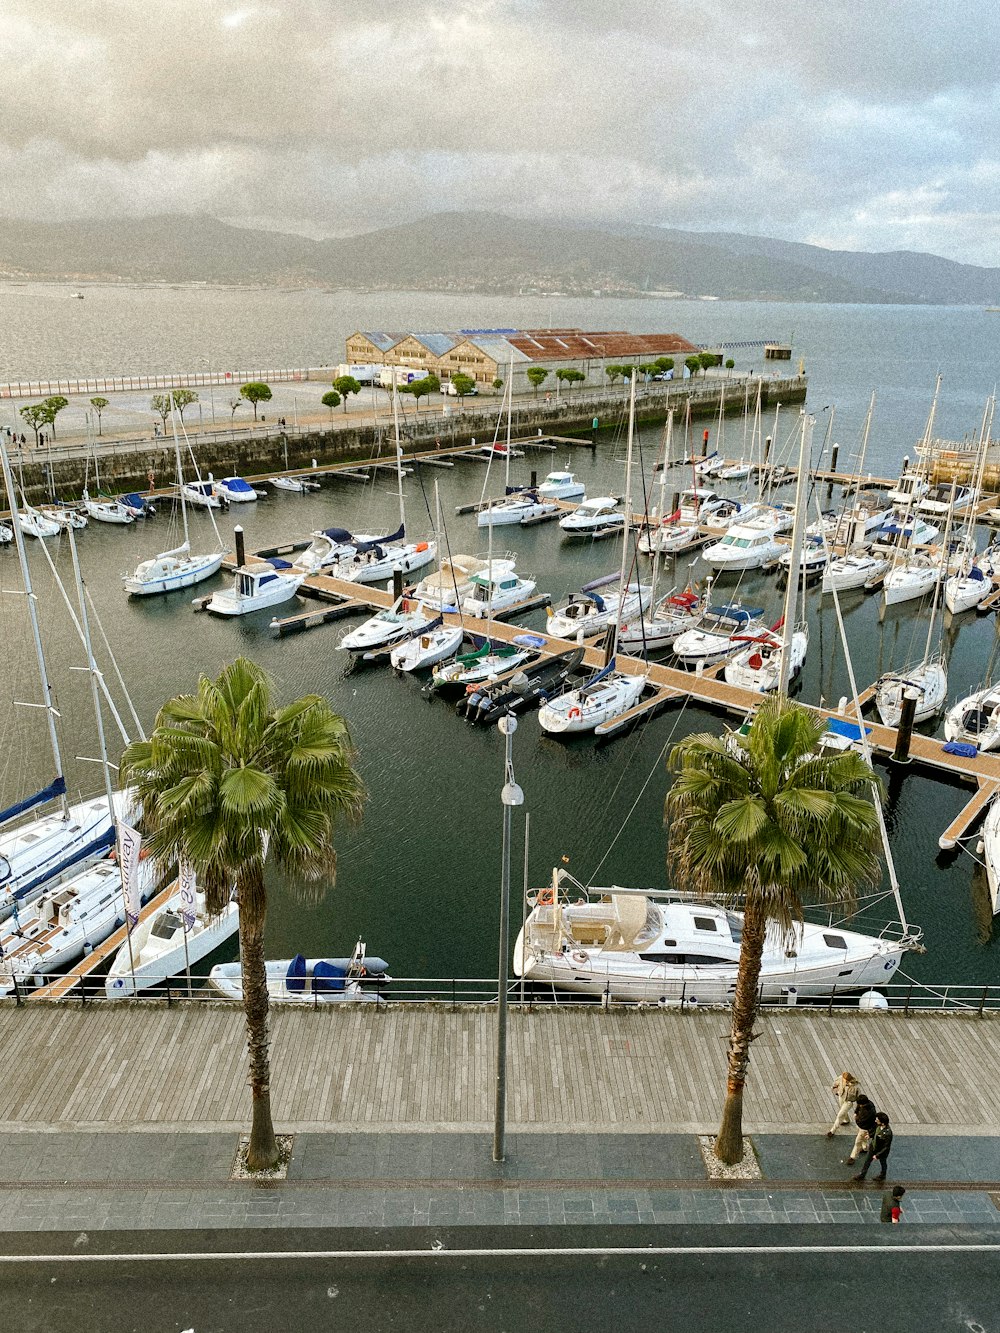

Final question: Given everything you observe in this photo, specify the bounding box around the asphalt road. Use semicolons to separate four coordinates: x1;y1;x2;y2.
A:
5;1226;999;1333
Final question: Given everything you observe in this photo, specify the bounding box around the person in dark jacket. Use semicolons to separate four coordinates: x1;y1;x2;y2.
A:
843;1094;877;1165
855;1112;893;1181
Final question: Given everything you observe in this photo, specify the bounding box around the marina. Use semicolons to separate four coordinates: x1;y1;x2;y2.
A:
2;295;1000;1002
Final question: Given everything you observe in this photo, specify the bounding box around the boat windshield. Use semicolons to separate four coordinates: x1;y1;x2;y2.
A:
151;911;183;939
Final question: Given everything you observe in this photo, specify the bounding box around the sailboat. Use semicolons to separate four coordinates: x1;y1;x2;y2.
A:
331;374;437;584
105;883;239;997
123;406;226;596
0;441;127;921
874;497;951;728
546;574;651;641
539;377;648;735
945;396;995;615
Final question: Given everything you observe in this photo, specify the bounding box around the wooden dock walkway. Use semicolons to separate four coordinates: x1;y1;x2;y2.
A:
0;1004;996;1135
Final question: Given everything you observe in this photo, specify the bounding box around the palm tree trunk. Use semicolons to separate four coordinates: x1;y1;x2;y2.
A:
715;895;768;1164
238;866;278;1170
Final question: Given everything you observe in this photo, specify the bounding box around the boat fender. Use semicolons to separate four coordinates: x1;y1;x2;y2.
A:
568;705;582;720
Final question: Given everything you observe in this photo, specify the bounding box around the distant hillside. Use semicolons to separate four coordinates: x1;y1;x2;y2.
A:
1;211;998;306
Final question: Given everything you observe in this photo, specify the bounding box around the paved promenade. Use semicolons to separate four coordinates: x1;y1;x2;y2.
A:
0;1004;997;1235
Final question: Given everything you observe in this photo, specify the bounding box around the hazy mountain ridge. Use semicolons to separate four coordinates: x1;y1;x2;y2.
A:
1;212;998;305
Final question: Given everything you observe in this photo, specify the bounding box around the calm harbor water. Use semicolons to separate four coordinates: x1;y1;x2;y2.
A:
1;283;998;988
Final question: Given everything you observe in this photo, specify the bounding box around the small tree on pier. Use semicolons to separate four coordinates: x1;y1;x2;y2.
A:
450;373;476;410
725;358;735;376
19;403;47;446
41;395;69;439
332;375;362;413
240;381;272;421
120;658;365;1171
151;394;172;431
322;391;341;415
170;388;199;423
492;377;504;395
404;377;437;411
665;697;882;1165
90;397;109;436
525;367;549;398
605;365;624;387
654;357;675;379
685;356;702;378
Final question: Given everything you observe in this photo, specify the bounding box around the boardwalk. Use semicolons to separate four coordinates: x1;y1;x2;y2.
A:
0;1004;996;1135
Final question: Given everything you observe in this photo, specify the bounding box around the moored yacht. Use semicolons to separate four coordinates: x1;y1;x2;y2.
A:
673;604;767;667
703;523;783;571
337;598;428;654
209;945;389;1003
558;496;624;537
537;471;585;500
105;887;239;997
206;557;307;616
462;566;537;618
944;684;1000;751
546;580;651;640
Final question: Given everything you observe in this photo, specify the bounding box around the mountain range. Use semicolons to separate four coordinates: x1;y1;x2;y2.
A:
1;211;998;306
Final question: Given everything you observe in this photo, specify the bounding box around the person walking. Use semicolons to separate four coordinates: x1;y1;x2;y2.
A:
827;1071;860;1137
880;1185;906;1223
844;1094;877;1164
855;1112;893;1182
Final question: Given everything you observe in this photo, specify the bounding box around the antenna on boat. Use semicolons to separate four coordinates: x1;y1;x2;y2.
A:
0;435;68;818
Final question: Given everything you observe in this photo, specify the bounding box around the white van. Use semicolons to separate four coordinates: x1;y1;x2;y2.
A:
445;381;478;396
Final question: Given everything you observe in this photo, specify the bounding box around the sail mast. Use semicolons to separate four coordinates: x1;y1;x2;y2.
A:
778;412;812;695
0;436;68;816
168;400;190;550
613;373;638;658
391;369;405;531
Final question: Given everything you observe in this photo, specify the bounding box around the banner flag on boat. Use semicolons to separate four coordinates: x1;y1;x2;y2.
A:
179;856;197;931
117;822;143;927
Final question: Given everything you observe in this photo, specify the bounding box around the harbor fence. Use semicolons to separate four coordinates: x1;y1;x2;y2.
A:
6;971;1000;1016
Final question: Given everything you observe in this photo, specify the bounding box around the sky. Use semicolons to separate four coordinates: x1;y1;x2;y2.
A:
2;0;1000;265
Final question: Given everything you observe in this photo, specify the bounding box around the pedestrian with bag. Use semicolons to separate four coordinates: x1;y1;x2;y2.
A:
826;1070;860;1137
854;1112;894;1182
880;1185;905;1223
843;1094;877;1165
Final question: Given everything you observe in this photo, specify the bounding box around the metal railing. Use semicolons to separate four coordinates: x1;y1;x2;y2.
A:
4;969;1000;1016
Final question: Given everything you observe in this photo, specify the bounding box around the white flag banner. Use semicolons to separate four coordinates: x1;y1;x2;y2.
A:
178;855;197;931
117;822;142;927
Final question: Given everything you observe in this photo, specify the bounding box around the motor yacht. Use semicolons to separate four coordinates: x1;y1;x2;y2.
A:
558;496;624;537
205;557;307;616
537;471;586;500
703;523;783;571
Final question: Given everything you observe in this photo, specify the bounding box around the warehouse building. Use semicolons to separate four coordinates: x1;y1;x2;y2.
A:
344;328;700;395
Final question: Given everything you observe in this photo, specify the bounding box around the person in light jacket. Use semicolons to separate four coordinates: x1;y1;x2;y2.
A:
827;1070;861;1137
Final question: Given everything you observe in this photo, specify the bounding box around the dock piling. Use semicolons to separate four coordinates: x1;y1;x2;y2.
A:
392;567;404;602
234;524;245;568
892;687;919;763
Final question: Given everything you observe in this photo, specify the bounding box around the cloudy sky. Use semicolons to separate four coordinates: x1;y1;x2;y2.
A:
3;0;999;264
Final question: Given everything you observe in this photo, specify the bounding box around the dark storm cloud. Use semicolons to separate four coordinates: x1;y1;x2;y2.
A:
1;0;998;262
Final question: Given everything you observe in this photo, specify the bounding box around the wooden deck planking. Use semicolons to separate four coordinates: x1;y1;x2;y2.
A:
2;1005;998;1132
938;779;1000;849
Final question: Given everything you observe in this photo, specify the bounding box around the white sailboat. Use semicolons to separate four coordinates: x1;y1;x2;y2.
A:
978;798;1000;914
390;619;465;671
945;396;995;615
945;684;1000;751
546;577;651;640
539;376;648;736
105;886;239;997
38;504;87;531
82;489;134;525
124;407;226;596
18;503;61;538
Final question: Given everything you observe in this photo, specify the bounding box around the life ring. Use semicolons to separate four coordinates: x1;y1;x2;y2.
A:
568;705;582;721
537;887;555;906
571;950;589;966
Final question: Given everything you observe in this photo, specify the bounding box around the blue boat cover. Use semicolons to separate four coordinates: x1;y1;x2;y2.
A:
286;955;307;993
0;775;67;828
585;657;616;689
122;492;148;510
590;593;606;612
355;523;405;553
323;526;355;543
970;565;986;582
826;718;873;741
943;741;978;758
267;558;293;570
513;633;546;648
709;604;764;624
225;477;254;493
313;960;348;994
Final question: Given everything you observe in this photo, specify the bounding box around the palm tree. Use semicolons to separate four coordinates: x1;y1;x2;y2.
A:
119;658;365;1169
665;697;883;1164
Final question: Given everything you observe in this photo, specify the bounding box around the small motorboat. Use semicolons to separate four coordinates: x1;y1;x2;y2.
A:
558;496;624;538
390;621;464;672
120;492;156;518
477;489;558;527
206;557;307;616
918;483;973;517
338;598;428;654
703;523;783;571
944;684;1000;751
537;471;585;500
18;505;61;538
270;474;320;492
105;889;239;998
461;566;537;618
777;536;827;582
180;479;220;509
38;504;87;530
209;945;389;1003
83;490;134;525
214;476;263;503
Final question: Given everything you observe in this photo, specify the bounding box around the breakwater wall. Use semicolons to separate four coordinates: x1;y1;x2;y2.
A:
14;375;806;503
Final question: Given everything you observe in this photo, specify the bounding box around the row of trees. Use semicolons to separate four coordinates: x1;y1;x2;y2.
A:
149;381;277;432
123;656;883;1172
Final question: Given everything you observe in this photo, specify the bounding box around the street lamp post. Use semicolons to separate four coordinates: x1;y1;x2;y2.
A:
493;713;523;1163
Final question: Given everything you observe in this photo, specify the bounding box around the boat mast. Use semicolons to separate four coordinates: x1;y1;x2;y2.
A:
778;412;813;695
66;527;137;984
391;368;405;532
503;358;513;493
923;481;955;665
169;401;191;551
0;436;68;816
650;411;672;604
613;373;638;659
